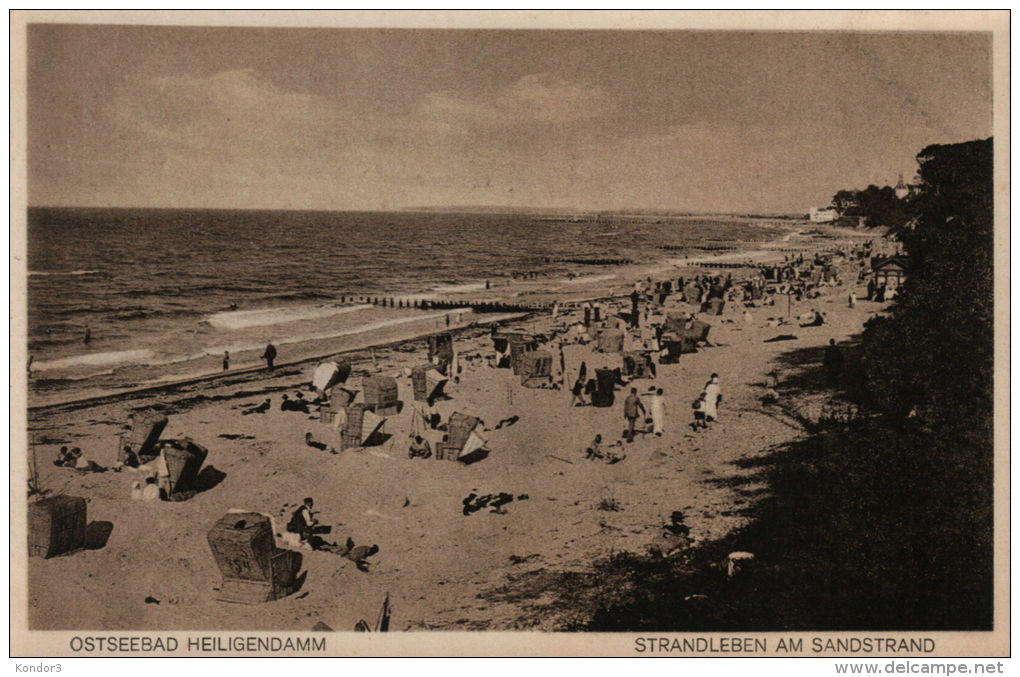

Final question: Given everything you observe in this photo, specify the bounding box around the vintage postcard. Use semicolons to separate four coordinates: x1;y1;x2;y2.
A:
9;10;1009;658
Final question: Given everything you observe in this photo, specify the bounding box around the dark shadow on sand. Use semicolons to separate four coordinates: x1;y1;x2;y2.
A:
85;521;114;550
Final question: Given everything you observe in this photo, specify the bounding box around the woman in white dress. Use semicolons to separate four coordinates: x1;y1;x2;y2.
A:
703;373;722;423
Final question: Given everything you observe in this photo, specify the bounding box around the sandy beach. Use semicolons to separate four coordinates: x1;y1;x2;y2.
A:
26;224;887;632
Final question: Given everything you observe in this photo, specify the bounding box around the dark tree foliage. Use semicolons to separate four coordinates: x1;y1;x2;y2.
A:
858;138;994;421
831;184;911;230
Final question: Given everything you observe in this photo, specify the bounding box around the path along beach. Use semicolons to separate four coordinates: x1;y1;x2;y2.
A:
25;223;895;631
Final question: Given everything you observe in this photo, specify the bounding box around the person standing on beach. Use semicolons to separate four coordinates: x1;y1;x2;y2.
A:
623;387;645;443
83;325;92;345
650;387;666;437
630;289;641;328
262;342;277;370
570;361;588;406
848;289;857;308
222;351;230;371
704;374;722;423
824;339;844;387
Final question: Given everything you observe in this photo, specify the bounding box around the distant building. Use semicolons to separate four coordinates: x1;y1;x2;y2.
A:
894;174;911;200
809;207;839;223
871;256;908;289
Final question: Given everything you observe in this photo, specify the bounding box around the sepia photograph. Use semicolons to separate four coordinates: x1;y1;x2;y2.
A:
9;10;1009;659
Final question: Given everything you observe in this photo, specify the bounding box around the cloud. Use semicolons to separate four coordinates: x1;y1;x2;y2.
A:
113;69;351;156
419;73;613;129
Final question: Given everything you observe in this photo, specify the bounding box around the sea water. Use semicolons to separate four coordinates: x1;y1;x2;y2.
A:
26;207;781;400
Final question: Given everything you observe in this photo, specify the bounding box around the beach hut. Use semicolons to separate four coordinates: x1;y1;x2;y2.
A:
361;375;400;415
519;350;553;387
320;385;357;424
659;332;685;363
663;312;690;334
492;330;538;372
339;404;388;449
124;410;168;462
596;328;625;354
319;388;356;424
207;512;302;604
156;439;208;499
312;360;351;393
411;365;448;402
592;368;618;408
623;351;656;379
28;495;87;559
438;412;487;462
682;319;712;347
871;256;908;290
427;333;455;375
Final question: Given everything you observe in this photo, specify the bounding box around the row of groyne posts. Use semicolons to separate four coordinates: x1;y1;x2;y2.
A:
337;295;555;314
339;269;764;316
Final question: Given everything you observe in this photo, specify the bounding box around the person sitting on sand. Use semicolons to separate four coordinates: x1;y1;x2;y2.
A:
287;497;318;543
426;396;443;429
760;387;780;405
116;442;139;470
305;432;337;455
799;308;825;327
602;439;627;464
242;398;271;415
54;446;81;468
408;435;432;460
282;393;311;414
73;449;106;473
493;415;520;430
340;538;380;572
140;475;161;501
584;434;605;460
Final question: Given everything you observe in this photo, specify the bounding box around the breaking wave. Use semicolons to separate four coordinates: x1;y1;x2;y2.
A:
203;304;373;331
29;270;100;277
32;349;154;372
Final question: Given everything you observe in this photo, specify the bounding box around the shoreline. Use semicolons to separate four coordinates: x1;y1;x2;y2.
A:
27;311;531;413
27;222;832;407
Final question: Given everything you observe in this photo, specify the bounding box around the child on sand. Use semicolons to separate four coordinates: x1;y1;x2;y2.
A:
691;393;708;431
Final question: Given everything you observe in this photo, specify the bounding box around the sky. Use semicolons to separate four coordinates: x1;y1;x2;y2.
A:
26;24;992;213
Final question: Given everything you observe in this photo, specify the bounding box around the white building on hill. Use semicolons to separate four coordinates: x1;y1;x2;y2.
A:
809;207;839;223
